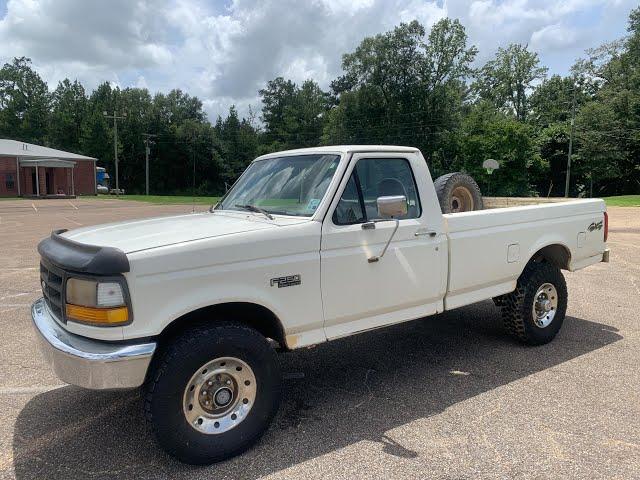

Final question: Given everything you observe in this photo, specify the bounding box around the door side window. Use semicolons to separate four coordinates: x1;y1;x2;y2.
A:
332;171;365;225
355;158;421;220
332;158;421;225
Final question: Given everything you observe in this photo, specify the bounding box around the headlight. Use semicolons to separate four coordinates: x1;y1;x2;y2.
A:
65;278;130;326
97;282;126;307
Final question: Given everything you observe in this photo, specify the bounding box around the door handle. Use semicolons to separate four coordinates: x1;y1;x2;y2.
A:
415;230;437;238
362;221;376;230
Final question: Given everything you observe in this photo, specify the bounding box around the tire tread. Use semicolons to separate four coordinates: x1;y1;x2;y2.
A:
499;262;567;345
433;172;483;213
143;322;280;464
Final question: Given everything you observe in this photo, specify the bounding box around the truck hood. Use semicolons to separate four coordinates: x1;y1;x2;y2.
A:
61;212;308;253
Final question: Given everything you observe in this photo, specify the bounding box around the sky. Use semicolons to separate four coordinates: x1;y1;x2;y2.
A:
0;0;637;121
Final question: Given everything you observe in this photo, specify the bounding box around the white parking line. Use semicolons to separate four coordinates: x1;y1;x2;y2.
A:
0;293;29;301
0;385;63;395
61;216;83;226
31;203;38;212
67;200;78;210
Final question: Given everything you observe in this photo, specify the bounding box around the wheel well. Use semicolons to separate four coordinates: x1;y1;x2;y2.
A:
157;302;287;350
529;244;571;270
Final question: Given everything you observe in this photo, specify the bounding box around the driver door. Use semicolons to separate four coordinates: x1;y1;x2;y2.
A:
320;152;446;339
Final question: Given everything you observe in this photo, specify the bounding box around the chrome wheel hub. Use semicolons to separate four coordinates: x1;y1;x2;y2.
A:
532;283;558;328
214;387;232;407
183;357;257;434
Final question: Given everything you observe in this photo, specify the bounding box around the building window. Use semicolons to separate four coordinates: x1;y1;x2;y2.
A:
5;174;15;190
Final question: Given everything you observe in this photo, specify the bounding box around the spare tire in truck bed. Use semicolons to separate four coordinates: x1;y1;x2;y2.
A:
434;172;483;213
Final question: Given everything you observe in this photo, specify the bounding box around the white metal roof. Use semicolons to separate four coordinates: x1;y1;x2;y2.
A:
0;139;97;161
19;158;76;168
254;145;419;161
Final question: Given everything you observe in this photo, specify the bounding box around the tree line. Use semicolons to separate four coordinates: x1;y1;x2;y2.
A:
1;7;638;197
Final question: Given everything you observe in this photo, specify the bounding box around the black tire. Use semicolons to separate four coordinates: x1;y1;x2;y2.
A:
144;323;281;464
434;172;484;213
500;262;568;345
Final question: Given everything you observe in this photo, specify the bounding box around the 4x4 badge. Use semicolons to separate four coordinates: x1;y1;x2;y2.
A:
588;220;603;232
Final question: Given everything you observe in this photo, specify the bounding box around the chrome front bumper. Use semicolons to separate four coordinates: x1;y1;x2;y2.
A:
31;298;156;389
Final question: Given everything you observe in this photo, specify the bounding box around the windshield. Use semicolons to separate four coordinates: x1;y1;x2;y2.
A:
216;154;341;217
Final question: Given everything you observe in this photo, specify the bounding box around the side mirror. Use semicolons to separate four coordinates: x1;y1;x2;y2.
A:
377;195;407;218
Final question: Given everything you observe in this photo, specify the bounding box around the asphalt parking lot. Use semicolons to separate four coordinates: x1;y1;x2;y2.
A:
0;198;638;479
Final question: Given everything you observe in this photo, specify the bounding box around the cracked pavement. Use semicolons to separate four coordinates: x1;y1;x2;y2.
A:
0;199;638;479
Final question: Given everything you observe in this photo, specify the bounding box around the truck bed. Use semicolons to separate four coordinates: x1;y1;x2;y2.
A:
442;199;606;310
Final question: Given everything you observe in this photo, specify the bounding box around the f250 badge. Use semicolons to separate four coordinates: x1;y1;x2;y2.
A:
588;220;603;232
270;275;301;288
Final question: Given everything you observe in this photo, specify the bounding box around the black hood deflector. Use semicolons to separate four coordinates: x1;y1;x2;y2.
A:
38;229;130;275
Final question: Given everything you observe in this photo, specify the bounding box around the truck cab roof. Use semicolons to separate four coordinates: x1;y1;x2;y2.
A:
254;145;420;161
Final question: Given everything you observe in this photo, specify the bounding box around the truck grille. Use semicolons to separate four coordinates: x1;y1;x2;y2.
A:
40;262;65;321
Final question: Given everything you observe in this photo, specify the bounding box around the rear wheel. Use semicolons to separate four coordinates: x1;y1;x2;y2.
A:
144;323;281;464
500;262;568;345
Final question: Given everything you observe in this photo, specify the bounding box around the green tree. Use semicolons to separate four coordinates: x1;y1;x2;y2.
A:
537;123;571;196
149;89;214;194
0;57;50;143
529;75;590;128
116;87;153;192
259;77;297;141
574;102;625;196
214;106;260;187
474;44;548;122
48;79;87;152
457;101;542;196
569;6;640;194
324;18;476;162
80;82;117;180
259;77;330;149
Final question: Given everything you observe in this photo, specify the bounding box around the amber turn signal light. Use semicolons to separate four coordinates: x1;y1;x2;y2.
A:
65;304;129;326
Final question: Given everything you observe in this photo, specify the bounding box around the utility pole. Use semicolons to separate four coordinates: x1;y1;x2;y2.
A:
142;134;156;195
103;111;127;195
564;85;577;198
191;138;197;213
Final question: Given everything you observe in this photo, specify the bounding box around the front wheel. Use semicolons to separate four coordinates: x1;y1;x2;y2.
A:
500;262;568;345
144;323;282;464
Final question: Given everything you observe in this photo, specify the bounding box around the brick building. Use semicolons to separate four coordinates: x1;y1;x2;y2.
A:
0;139;97;198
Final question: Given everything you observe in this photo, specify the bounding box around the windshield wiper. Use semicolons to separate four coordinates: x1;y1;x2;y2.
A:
234;204;274;220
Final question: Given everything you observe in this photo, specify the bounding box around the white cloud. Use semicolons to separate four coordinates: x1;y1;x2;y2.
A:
530;23;579;51
0;0;637;120
316;0;376;16
0;0;173;68
135;75;149;89
398;0;446;27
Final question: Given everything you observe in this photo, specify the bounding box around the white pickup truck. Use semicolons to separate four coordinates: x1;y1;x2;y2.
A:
32;145;609;464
